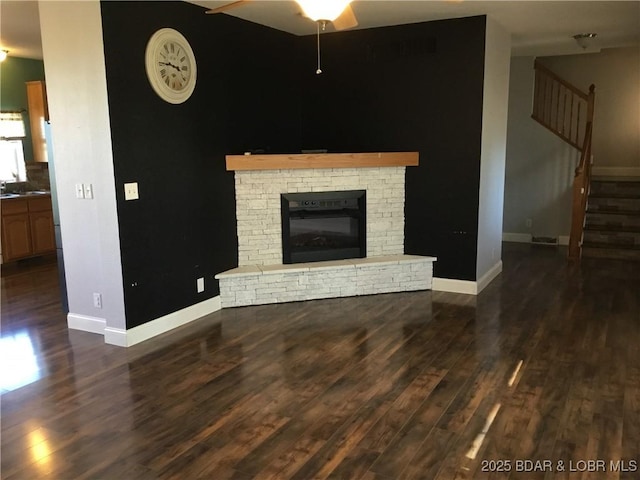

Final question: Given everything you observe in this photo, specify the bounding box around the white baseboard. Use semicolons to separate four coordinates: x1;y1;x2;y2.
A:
502;232;532;243
432;277;477;295
592;166;640;177
503;232;570;246
104;296;222;347
67;313;106;335
433;261;502;295
476;261;503;294
104;327;127;346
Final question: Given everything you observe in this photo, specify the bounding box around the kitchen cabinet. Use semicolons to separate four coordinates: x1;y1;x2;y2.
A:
26;80;49;163
2;203;31;260
1;195;55;262
28;197;56;255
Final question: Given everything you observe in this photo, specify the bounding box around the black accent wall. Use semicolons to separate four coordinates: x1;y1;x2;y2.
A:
101;1;301;328
296;17;486;280
101;1;487;329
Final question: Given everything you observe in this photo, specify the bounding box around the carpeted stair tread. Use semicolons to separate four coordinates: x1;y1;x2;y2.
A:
582;241;640;251
589;193;640;200
586;207;640;215
584;224;640;233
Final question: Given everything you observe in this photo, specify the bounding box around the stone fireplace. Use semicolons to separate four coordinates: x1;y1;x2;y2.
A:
215;152;436;308
233;164;406;266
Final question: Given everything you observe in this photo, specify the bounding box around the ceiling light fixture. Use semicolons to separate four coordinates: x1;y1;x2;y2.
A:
0;50;8;62
573;33;597;50
294;1;353;75
295;0;351;22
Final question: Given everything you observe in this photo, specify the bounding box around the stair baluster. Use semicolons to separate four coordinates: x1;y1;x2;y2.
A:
532;60;595;260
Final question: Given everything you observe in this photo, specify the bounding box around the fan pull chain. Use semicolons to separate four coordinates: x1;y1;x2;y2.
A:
316;21;322;74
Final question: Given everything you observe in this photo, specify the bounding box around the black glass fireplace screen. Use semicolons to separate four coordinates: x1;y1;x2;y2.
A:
281;190;366;264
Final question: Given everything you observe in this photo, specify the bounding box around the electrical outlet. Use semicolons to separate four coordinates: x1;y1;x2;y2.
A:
525;218;533;228
124;182;139;201
197;277;205;293
93;293;102;309
84;183;94;199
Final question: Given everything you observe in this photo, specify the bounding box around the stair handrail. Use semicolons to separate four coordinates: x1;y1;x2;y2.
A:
568;118;594;260
532;60;592;152
531;59;595;260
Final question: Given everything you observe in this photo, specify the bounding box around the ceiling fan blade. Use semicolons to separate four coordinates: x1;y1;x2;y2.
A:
205;0;250;14
332;3;358;31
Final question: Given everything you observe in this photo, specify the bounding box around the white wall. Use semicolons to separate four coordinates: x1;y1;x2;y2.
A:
503;56;577;239
503;47;640;240
39;1;126;332
540;47;640;174
476;16;511;285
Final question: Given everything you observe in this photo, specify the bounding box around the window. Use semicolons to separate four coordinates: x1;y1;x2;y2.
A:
0;140;27;182
0;111;27;183
0;112;26;138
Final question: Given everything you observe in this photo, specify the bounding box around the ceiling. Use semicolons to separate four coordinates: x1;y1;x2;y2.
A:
1;1;639;60
0;1;42;59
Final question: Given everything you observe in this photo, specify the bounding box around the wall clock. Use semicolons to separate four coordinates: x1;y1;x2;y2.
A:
145;28;197;104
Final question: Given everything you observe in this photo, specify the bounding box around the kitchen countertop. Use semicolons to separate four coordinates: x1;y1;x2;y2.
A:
0;191;51;200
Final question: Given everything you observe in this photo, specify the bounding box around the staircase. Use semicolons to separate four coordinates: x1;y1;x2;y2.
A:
582;177;640;260
531;59;595;260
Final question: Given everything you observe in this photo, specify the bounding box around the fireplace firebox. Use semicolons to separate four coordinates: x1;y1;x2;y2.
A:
281;190;366;264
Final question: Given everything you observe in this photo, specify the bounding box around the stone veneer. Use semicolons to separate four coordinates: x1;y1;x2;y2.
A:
216;255;435;308
235;167;405;266
215;162;436;309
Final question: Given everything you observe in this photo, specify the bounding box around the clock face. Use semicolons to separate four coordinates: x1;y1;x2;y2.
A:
157;40;192;91
145;28;197;104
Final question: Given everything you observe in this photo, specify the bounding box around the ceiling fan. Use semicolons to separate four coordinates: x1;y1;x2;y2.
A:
205;0;359;31
206;0;358;74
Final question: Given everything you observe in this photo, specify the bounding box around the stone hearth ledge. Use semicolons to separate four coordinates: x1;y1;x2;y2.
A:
215;254;437;308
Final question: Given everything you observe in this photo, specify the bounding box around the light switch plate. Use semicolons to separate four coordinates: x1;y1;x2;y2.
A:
197;277;205;293
124;182;139;201
75;183;85;199
84;183;94;199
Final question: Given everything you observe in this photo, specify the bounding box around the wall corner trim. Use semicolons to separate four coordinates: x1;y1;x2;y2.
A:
67;313;106;335
105;296;222;347
476;260;502;294
433;260;502;295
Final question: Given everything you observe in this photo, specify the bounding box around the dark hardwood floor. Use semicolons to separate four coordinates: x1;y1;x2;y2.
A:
1;243;639;479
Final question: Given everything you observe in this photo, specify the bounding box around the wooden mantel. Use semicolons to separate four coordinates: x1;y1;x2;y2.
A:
225;152;419;171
